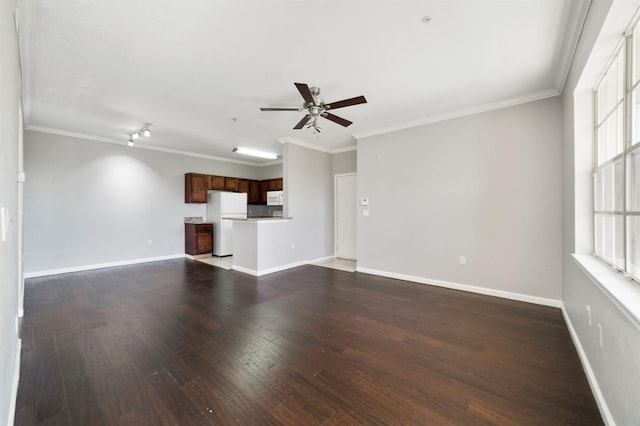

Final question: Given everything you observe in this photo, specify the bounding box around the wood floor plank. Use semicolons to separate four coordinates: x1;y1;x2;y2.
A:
16;259;603;425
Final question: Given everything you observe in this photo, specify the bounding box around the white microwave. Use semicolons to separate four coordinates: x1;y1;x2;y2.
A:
267;190;284;206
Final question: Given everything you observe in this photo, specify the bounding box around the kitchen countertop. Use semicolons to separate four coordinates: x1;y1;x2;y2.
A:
232;217;292;221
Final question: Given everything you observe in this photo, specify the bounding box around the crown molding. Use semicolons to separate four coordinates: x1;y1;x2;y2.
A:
554;0;592;92
16;0;34;125
277;137;356;155
25;125;281;167
353;88;560;140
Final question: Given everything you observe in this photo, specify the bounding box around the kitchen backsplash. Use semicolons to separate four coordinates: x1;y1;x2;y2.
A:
247;204;283;217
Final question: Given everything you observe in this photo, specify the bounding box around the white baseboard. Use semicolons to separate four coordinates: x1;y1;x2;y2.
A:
231;265;258;275
309;255;334;263
233;259;309;276
356;267;562;308
8;338;21;426
561;307;615;425
23;254;185;279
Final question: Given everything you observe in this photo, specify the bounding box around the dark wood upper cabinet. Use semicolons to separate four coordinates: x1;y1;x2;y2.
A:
268;178;283;191
224;177;239;191
248;180;260;204
185;173;207;203
238;179;249;194
259;180;269;204
186;173;283;204
208;175;225;190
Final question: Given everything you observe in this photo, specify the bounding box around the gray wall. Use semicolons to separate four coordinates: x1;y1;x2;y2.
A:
23;130;274;274
562;0;640;424
283;143;333;262
357;96;563;300
0;1;21;424
332;149;357;175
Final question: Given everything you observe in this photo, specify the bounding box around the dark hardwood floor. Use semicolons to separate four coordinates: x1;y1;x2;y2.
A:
14;259;602;425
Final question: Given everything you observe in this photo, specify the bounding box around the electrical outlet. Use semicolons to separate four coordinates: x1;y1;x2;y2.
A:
290;242;295;250
147;239;153;245
459;256;466;265
587;305;592;326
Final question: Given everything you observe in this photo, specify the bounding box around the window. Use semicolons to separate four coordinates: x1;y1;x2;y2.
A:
594;20;640;279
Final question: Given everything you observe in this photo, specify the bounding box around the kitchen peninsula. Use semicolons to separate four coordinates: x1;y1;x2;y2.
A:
231;217;300;276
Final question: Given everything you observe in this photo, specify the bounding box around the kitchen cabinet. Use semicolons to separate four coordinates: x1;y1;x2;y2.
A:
224;177;239;191
185;173;207;203
248;180;261;204
238;179;249;194
208;175;225;190
259;180;270;204
184;223;213;255
186;172;283;204
268;178;283;191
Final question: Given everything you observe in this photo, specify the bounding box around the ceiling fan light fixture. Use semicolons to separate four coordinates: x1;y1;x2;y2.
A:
233;147;278;160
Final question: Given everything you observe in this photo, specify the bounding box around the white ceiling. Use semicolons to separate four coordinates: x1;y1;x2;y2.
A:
20;0;588;165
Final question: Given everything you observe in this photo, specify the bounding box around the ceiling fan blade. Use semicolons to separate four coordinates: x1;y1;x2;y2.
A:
293;115;311;129
294;82;315;104
325;95;367;110
260;107;302;111
322;112;352;127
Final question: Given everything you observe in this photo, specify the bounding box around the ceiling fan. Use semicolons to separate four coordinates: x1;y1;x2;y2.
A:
260;82;367;133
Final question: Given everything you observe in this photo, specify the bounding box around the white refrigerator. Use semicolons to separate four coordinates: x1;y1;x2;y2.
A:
206;191;247;256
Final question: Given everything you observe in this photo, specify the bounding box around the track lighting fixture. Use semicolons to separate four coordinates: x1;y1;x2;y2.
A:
128;124;151;146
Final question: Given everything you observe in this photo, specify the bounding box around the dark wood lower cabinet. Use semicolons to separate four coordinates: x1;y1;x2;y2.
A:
184;223;213;255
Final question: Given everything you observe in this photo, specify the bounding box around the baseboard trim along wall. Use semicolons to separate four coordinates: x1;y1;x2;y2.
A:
8;338;21;426
232;260;309;276
561;307;614;425
355;267;563;308
23;254;185;279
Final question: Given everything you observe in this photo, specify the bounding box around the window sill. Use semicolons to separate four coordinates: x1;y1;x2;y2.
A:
572;254;640;330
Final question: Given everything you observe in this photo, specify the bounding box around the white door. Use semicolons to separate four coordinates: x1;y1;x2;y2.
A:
335;174;357;260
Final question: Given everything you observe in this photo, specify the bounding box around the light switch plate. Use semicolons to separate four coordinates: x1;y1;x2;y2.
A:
1;207;7;242
363;209;370;217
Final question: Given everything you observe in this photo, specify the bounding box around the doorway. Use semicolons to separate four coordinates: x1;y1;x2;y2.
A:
335;173;357;260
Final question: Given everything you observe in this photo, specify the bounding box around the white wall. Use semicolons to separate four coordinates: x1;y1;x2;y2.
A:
562;0;640;424
0;1;22;424
332;149;357;175
357;96;563;302
23;130;272;274
283;143;334;262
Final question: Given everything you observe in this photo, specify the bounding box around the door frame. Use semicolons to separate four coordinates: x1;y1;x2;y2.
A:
334;172;357;259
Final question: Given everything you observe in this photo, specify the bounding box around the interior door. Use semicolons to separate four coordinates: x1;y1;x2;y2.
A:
336;174;357;260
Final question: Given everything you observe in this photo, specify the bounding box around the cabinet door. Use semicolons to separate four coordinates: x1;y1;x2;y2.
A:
268;178;283;191
248;180;260;204
225;177;239;191
259;181;269;204
238;179;249;194
196;232;213;254
185;173;207;203
208;175;225;190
